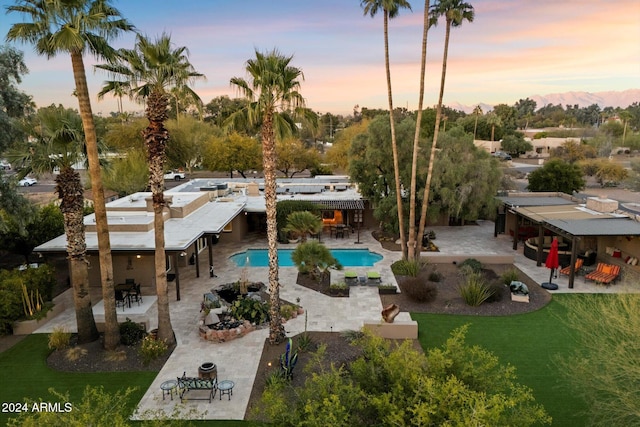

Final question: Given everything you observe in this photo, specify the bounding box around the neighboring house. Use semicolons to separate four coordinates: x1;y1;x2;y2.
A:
35;176;371;301
496;192;640;287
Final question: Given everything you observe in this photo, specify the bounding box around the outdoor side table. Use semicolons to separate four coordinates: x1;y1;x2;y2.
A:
160;379;178;401
217;380;235;400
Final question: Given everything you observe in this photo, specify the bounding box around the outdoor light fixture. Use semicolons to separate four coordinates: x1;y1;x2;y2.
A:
179;252;187;257
136;254;141;259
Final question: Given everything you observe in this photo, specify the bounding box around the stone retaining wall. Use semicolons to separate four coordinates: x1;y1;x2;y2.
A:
199;320;255;343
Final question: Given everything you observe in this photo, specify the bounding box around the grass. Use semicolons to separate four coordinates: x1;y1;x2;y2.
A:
0;334;254;426
412;294;589;426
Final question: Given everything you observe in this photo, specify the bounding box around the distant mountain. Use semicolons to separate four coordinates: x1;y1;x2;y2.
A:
448;89;639;114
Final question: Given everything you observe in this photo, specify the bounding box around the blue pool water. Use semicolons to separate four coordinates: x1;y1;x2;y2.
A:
230;248;383;267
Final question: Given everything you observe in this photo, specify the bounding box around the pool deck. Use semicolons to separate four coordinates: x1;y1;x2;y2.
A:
30;221;640;421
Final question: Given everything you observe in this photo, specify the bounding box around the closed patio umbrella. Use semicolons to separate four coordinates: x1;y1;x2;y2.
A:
542;238;559;290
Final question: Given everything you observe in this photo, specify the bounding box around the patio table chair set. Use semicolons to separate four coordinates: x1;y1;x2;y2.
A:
114;279;143;311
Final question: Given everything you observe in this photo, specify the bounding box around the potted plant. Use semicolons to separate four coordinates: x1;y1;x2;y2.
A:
329;282;349;297
377;284;398;295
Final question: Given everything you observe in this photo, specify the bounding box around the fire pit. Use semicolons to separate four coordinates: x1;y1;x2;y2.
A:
198;362;217;380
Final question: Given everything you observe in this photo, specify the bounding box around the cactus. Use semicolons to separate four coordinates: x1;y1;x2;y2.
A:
280;338;298;380
21;282;44;318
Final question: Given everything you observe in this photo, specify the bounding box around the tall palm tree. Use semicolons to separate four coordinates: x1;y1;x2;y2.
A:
486;111;502;142
228;49;308;345
361;0;412;259
9;106;99;343
473;105;482;140
6;0;134;348
407;0;430;260
417;0;474;254
96;33;204;345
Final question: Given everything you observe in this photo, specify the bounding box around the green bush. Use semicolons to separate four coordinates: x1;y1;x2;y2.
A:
501;268;520;286
391;259;422;277
139;335;168;366
119;318;146;346
292;241;342;281
459;274;494;306
458;258;483;275
428;270;443;282
402;277;438;303
230;296;270;325
48;327;71;350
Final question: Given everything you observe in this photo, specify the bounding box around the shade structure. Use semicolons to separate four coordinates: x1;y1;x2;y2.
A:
542;238;559;290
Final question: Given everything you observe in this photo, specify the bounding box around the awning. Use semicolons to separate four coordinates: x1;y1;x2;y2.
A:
545;218;640;237
308;200;365;210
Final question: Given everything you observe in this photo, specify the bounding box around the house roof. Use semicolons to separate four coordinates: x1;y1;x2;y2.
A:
545;218;640;237
35;176;366;254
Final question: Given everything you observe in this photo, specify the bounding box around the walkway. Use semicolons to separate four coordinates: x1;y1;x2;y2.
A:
30;221;639;421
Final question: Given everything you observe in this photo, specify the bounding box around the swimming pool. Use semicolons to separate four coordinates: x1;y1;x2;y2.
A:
230;248;383;267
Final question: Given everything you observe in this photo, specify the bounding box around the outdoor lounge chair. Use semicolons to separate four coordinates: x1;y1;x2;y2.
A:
366;271;382;285
584;263;620;285
559;258;583;277
345;270;358;286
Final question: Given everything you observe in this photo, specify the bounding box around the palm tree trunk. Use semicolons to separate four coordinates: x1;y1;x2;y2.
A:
473;114;479;139
144;90;176;346
263;109;285;345
418;19;452;250
408;0;430;260
57;166;98;344
70;51;119;348
383;10;407;259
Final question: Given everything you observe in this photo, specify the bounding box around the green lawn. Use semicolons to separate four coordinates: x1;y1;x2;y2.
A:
0;334;253;426
412;294;589;426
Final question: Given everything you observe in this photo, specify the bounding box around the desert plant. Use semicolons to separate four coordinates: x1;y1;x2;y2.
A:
104;350;127;362
391;259;422;277
292;241;342;281
297;310;313;352
341;329;364;343
139;335;168;366
21;282;44;318
65;346;88;362
459;258;483;275
501;268;520;286
280;338;298;380
119;318;146;346
428;270;443;282
48;327;71;350
283;210;323;243
485;282;506;303
230;297;270;325
280;304;296;320
402;277;438;303
459;274;495;306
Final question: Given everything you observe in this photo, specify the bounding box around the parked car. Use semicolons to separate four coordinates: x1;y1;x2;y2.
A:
18;177;38;186
163;170;186;181
492;151;512;161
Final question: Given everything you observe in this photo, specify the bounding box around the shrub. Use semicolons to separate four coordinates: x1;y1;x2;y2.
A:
459;258;483;275
48;327;71;350
65;346;87;361
297;332;314;352
280;304;296;320
391;259;423;277
459;274;495;306
428;270;443;282
119;318;146;346
139;335;168;366
402;277;438;303
485;282;506;303
292;241;342;281
501;268;520;286
231;296;270;325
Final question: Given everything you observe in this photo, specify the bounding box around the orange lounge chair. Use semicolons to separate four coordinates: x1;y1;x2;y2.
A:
585;263;620;285
559;258;583;276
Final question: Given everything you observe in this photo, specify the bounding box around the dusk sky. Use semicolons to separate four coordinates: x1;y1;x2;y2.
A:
2;0;639;116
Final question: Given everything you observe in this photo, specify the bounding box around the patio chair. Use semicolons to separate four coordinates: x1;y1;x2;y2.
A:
129;283;143;306
344;270;358;286
585;263;621;285
366;271;382;285
559;258;583;277
115;290;129;311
